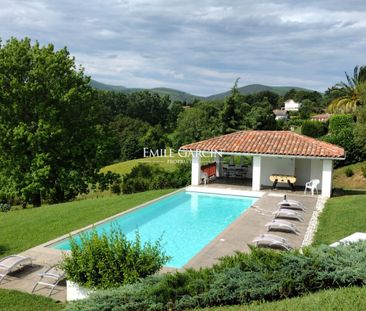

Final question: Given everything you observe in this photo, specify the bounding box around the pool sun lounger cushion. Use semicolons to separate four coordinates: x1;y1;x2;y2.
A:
32;266;66;297
0;255;32;284
273;208;304;222
277;199;306;211
265;219;300;235
253;234;293;251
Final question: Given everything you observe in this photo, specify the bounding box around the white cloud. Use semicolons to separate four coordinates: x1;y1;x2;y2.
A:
1;0;366;95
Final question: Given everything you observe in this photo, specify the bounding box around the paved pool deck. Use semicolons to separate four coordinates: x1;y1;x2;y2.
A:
184;188;318;268
0;187;320;302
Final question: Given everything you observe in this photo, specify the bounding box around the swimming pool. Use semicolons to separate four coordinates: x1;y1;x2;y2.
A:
51;191;257;268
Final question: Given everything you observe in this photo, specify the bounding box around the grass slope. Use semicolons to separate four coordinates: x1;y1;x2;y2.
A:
198;286;366;311
0;189;174;257
333;161;366;190
101;155;182;175
313;194;366;245
0;289;64;311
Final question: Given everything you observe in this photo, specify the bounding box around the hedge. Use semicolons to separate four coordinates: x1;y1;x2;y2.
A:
66;241;366;311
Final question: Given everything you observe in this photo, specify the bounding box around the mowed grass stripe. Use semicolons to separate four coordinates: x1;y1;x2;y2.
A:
197;286;366;311
313;194;366;245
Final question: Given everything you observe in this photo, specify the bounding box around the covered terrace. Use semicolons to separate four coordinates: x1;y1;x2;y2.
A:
179;130;345;198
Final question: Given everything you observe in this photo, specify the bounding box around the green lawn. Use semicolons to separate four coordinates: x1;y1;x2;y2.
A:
197;286;366;311
0;289;64;311
0;189;174;257
313;194;366;245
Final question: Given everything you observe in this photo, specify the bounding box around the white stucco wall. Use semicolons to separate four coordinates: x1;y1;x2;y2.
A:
252;156;262;191
310;159;323;190
255;157;325;191
295;159;311;186
191;154;201;186
260;157;295;186
322;159;333;197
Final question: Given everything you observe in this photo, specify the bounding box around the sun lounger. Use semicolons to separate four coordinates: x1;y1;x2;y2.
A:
277;199;306;211
273;208;304;222
265;219;300;235
253;234;293;250
0;255;32;284
32;266;65;297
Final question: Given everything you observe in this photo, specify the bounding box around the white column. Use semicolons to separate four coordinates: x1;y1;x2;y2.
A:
191;153;201;186
214;154;222;177
321;159;333;198
252;156;262;191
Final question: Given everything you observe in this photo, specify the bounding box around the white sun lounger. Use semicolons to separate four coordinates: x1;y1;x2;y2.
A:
265;219;300;235
277;199;306;211
253;234;293;250
32;266;66;297
273;208;304;222
0;255;32;284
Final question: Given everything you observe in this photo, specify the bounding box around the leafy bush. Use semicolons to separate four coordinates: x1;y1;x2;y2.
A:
322;127;363;166
60;228;169;289
122;163;191;194
329;114;354;134
287;118;304;127
345;167;354;177
301;120;327;138
66;242;366;311
361;164;366;178
0;203;11;212
97;171;122;193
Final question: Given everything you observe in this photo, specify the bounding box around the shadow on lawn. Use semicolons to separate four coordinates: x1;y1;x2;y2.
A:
0;245;8;256
333;188;366;197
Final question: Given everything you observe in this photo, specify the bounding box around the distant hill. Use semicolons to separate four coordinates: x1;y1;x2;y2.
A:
90;80;127;92
206;84;314;100
90;80;202;103
90;80;315;103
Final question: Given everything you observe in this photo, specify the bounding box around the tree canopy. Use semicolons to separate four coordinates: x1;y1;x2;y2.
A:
0;38;105;206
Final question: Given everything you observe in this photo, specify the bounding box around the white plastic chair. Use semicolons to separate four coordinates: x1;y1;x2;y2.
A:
304;179;320;195
200;172;208;185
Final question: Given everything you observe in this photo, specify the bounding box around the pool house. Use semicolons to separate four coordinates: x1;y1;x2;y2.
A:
179;130;345;198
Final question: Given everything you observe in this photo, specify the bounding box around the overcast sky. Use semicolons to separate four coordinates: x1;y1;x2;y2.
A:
1;0;366;96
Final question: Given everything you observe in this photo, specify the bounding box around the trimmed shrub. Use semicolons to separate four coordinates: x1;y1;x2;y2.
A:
345;167;354;177
60;228;170;289
301;120;327;138
329;114;354;134
0;203;11;212
66;242;366;311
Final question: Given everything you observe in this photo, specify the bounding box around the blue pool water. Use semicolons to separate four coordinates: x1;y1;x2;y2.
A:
52;191;257;268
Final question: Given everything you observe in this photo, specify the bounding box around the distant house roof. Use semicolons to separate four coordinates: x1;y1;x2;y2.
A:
273;109;288;116
311;113;331;122
180;130;345;159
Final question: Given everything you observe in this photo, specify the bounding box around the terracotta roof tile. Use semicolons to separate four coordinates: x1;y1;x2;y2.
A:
179;130;345;159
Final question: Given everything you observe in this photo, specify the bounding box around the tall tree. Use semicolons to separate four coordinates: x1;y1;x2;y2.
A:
327;65;366;114
220;78;242;133
0;38;104;206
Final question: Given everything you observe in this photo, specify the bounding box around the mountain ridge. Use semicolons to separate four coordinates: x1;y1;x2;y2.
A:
90;79;315;103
